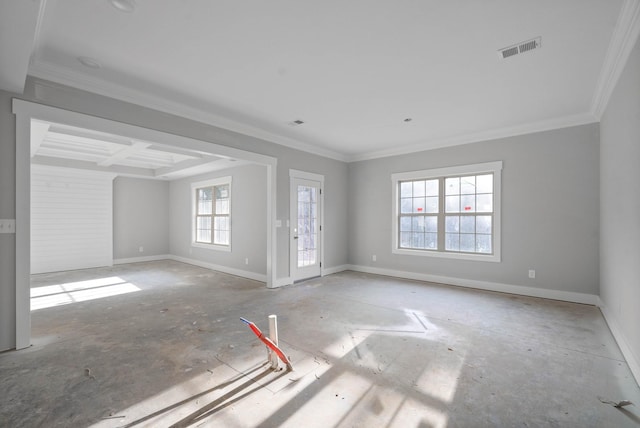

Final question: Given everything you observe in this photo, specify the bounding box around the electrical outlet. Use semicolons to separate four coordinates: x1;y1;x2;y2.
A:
245;258;249;265
528;269;536;279
372;254;377;262
139;246;144;253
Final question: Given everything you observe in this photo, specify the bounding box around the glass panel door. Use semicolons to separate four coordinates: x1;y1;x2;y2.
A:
297;184;318;268
291;177;321;281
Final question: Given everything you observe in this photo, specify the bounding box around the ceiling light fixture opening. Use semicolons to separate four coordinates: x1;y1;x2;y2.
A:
109;0;136;13
78;56;102;69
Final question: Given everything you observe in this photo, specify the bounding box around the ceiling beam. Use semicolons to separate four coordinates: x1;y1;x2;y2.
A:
32;155;155;178
147;144;215;158
97;141;151;167
153;156;223;178
47;125;133;146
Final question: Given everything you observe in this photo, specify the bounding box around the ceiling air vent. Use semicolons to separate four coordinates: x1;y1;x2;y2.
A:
288;119;305;126
498;37;541;60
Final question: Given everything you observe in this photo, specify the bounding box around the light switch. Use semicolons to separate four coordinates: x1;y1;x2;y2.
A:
0;219;16;234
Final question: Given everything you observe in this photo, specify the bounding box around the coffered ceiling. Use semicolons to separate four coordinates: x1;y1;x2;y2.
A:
31;120;247;180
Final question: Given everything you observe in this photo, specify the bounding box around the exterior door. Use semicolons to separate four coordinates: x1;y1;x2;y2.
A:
290;175;322;281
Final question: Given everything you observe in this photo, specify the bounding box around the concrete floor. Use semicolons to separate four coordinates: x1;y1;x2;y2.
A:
1;261;638;427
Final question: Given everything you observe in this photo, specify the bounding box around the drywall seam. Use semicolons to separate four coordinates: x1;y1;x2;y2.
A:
347;264;599;305
598;298;640;386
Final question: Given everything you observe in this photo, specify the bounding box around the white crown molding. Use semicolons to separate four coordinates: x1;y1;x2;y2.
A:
30;17;625;167
0;0;45;93
347;112;599;162
29;0;48;66
27;60;349;162
590;0;640;118
25;59;604;164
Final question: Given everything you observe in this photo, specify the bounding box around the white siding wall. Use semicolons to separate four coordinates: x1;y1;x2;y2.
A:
31;165;116;274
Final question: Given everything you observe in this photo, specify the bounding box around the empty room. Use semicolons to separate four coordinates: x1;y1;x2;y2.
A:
1;1;639;427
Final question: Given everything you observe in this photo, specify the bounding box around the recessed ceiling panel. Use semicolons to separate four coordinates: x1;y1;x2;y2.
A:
31;120;244;180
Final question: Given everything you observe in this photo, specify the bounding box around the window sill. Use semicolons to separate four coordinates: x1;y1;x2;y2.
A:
392;247;500;262
192;242;232;252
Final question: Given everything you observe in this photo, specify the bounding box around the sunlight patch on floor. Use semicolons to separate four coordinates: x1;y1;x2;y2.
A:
31;277;140;311
415;351;464;403
88;363;254;427
89;314;463;427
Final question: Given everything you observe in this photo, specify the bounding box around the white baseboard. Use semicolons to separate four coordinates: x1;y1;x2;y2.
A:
274;276;292;288
271;265;349;288
113;254;172;265
168;255;267;283
346;264;600;305
598;298;640;386
323;264;350;276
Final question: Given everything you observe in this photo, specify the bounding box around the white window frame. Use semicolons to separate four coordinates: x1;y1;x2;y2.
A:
391;161;502;262
191;176;232;252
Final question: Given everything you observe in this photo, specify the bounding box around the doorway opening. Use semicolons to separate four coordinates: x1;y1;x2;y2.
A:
14;99;277;349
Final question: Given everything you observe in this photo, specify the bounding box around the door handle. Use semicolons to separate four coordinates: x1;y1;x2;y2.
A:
293;236;298;239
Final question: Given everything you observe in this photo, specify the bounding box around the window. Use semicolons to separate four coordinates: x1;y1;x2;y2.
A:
192;177;231;250
392;161;502;262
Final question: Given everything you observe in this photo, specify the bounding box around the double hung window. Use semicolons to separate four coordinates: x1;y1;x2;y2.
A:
192;177;231;250
392;162;502;261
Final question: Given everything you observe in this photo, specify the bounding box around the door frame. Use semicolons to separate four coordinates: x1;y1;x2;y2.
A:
289;169;324;282
13;98;278;350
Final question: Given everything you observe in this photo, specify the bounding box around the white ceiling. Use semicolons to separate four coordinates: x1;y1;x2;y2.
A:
2;0;637;161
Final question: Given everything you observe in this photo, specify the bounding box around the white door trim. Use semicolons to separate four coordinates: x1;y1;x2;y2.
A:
13;98;278;349
289;169;325;282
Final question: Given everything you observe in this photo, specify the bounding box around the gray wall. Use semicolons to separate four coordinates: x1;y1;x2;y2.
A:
273;150;349;276
22;78;349;283
600;35;640;374
348;124;600;295
113;177;170;260
0;77;349;350
169;164;268;275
